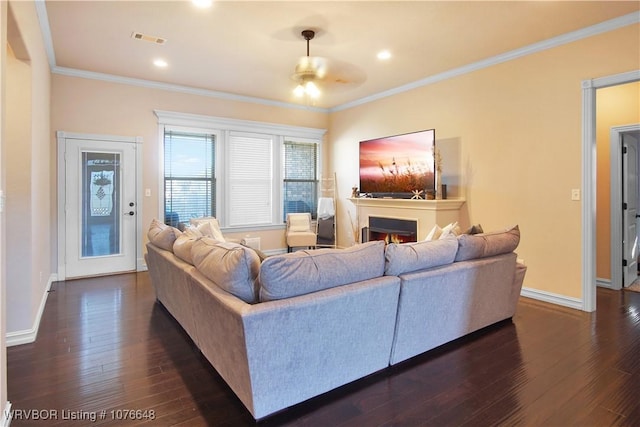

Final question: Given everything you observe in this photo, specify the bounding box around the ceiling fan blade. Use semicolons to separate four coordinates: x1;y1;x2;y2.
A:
320;58;367;87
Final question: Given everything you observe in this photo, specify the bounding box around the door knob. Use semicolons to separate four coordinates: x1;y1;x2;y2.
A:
124;211;135;216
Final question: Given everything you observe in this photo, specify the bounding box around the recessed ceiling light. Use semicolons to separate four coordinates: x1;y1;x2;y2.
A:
153;59;168;68
192;0;213;8
377;50;392;60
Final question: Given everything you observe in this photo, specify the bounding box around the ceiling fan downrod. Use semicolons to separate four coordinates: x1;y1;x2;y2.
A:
301;29;315;56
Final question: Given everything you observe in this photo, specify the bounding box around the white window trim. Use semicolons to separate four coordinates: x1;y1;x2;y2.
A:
155;110;326;230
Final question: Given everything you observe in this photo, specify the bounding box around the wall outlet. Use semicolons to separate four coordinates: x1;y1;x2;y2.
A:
571;189;581;201
145;188;151;197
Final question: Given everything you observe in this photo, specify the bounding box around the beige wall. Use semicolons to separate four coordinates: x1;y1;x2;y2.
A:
51;75;328;255
4;0;52;339
0;0;7;416
6;45;33;332
329;24;640;300
595;82;640;281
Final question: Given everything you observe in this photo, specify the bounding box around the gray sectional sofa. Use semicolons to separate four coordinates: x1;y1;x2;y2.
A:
145;219;526;420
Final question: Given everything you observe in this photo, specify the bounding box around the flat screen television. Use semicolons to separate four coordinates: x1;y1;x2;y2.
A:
359;129;435;198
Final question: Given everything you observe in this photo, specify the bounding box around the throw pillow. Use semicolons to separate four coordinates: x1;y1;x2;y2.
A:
147;218;182;251
465;224;484;235
439;221;460;239
173;226;203;265
191;217;226;242
191;238;260;303
425;224;442;241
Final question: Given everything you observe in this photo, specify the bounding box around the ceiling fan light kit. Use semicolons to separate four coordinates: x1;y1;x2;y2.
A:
292;29;325;101
294;80;321;99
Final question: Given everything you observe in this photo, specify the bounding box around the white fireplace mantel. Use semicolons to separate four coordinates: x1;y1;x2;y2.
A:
348;197;465;211
348;197;466;241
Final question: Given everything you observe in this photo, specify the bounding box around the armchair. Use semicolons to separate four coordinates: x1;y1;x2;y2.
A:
285;213;317;252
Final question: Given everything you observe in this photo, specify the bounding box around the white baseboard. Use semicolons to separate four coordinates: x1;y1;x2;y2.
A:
6;274;56;347
137;257;148;272
596;278;613;289
2;401;11;427
520;286;583;310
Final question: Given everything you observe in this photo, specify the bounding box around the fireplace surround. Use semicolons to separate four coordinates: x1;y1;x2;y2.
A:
349;197;466;242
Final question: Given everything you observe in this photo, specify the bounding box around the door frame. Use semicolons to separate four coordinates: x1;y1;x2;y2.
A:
610;124;640;291
57;131;144;280
582;69;640;311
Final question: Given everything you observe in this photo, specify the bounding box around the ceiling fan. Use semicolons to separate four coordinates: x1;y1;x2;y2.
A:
291;29;327;100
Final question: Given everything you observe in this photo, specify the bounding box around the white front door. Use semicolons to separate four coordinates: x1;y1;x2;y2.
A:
62;137;138;278
622;133;639;288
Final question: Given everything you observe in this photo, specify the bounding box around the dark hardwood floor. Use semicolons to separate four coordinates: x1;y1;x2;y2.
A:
6;272;640;426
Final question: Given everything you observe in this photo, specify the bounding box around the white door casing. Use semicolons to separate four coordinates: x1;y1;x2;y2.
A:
57;132;142;279
622;133;639;287
584;71;640;312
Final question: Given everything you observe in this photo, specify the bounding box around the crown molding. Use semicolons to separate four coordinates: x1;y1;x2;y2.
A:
51;66;329;113
34;0;55;69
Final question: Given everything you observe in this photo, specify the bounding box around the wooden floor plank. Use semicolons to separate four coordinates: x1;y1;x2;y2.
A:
7;273;640;426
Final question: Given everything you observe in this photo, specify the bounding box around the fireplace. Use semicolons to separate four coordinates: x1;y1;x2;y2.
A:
364;217;418;244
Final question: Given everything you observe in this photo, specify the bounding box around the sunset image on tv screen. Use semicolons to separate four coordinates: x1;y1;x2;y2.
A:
359;129;435;195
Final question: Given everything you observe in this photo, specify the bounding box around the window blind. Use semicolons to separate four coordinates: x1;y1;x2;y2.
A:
228;133;273;226
164;131;215;226
283;141;318;220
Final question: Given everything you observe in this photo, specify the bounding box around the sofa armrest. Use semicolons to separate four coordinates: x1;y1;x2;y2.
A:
509;261;527;315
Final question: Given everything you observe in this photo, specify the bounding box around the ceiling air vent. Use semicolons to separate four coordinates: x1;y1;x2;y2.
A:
131;32;167;45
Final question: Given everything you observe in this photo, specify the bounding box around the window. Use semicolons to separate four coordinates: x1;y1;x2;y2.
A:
283;140;318;220
228;132;273;226
156;110;325;230
164;131;215;226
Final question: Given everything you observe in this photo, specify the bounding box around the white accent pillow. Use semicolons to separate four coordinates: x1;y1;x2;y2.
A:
190;217;226;242
425;224;442;241
440;221;459;239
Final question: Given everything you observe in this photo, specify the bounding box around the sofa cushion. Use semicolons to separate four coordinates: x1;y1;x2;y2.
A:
385;237;459;276
147;218;182;251
259;240;385;302
455;225;520;262
191;238;260;303
173;227;203;265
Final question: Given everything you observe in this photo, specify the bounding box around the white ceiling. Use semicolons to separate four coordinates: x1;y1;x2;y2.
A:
41;1;639;110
